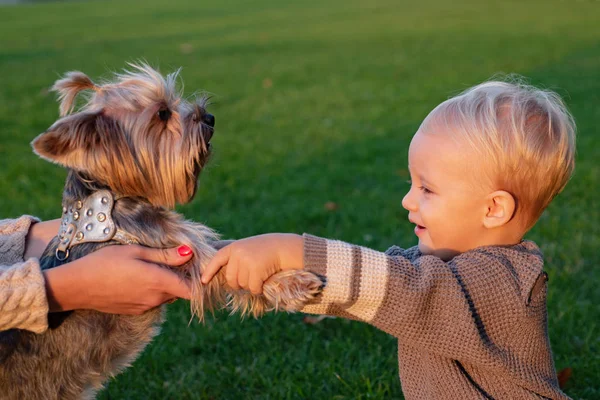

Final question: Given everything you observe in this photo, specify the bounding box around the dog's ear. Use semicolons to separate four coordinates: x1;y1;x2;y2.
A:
31;112;124;173
52;71;98;117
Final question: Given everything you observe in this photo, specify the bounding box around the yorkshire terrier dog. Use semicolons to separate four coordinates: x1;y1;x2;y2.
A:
0;63;323;399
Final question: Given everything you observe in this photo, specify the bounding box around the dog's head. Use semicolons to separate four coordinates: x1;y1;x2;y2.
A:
32;63;215;208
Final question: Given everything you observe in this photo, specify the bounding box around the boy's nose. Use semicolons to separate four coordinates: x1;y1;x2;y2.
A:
402;189;417;212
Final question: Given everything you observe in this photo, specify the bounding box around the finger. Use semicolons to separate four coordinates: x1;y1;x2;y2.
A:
225;259;240;290
237;265;249;291
160;270;192;300
133;245;194;266
202;247;230;284
248;274;264;295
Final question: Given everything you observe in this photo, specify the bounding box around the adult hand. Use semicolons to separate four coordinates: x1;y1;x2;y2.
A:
43;244;194;315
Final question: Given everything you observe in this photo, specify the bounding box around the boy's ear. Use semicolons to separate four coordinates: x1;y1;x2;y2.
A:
31;112;118;174
483;190;516;229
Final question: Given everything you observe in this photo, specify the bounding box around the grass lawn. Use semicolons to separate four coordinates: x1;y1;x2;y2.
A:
1;0;599;398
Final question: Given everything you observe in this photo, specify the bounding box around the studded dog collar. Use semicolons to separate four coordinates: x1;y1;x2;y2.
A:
56;190;139;260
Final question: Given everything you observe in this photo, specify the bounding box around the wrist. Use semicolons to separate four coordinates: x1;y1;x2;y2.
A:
25;219;61;260
43;263;84;312
279;233;304;271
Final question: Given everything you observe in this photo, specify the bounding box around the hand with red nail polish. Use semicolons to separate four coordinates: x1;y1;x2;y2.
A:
177;245;193;257
43;244;194;315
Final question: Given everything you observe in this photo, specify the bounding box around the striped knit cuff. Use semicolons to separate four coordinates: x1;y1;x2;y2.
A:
0;258;49;333
0;215;40;264
302;234;328;277
301;234;396;324
301;234;360;315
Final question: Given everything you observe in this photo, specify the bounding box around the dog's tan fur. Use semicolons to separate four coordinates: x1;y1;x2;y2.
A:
0;64;323;399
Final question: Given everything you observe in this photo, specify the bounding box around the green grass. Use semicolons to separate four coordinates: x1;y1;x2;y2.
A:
1;0;599;398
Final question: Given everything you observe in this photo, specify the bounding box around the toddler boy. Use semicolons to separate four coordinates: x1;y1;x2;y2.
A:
203;80;575;399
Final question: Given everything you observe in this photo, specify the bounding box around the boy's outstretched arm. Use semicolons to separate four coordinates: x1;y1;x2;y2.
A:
203;234;565;398
202;233;553;372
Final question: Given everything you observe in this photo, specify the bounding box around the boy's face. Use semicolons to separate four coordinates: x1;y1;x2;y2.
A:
402;124;492;261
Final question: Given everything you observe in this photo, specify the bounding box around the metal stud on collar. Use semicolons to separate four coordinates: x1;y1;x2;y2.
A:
55;190;118;260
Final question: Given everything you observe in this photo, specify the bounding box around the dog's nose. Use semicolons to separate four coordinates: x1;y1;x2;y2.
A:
202;113;215;128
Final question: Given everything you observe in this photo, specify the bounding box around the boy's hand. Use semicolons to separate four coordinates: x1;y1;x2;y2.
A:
201;233;304;295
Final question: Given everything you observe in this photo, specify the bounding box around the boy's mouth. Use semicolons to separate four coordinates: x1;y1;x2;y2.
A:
409;217;426;236
414;224;426;236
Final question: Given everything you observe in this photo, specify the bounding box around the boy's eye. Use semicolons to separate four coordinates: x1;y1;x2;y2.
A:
419;186;433;195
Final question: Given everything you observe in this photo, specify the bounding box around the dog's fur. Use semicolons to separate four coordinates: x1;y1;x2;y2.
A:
0;64;323;399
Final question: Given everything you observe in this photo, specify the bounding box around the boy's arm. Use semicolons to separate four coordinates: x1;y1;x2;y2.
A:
301;234;449;334
201;232;547;366
202;233;561;396
300;234;546;364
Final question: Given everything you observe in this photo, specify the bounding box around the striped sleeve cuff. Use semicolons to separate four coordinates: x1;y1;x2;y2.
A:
301;234;391;323
0;259;49;333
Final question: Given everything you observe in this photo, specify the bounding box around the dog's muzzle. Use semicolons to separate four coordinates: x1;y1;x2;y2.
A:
201;113;215;146
202;113;215;128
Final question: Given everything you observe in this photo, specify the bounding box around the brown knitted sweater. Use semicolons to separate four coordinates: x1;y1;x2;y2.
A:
0;216;48;333
300;234;569;400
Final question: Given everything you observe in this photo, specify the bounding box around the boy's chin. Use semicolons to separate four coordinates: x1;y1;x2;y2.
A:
417;241;431;255
418;242;458;261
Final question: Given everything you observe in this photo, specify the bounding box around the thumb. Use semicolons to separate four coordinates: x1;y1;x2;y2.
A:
134;245;194;267
202;246;230;284
156;268;192;300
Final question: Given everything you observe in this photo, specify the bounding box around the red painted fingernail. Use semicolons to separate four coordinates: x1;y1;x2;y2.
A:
178;245;193;257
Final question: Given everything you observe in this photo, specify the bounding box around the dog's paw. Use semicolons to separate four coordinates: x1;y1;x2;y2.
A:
224;270;324;318
226;291;270;319
262;270;325;313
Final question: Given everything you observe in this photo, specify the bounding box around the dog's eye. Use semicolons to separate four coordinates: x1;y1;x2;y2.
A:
158;108;172;122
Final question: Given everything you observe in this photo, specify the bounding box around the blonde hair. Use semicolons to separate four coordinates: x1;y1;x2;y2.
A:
424;78;576;230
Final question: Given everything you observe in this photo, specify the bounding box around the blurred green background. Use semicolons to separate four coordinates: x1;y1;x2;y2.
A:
1;0;599;398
